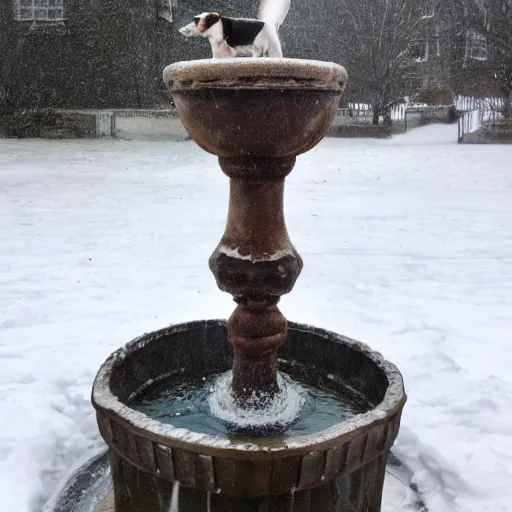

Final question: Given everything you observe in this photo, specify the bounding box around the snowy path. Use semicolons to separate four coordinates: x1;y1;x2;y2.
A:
1;124;511;511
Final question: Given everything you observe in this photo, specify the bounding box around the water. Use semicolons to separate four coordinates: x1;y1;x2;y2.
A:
129;360;370;437
168;481;180;512
289;487;295;512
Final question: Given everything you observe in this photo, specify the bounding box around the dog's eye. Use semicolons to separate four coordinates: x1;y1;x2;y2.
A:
194;17;200;25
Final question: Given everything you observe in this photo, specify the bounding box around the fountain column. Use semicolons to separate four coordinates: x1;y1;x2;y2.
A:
209;156;302;398
166;59;346;401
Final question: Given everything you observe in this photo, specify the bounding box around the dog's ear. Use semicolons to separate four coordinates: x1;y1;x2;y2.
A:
203;12;220;28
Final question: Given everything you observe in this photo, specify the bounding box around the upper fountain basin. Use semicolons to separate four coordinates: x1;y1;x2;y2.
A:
163;58;348;161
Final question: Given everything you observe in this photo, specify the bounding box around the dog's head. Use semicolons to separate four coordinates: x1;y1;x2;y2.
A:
179;12;222;38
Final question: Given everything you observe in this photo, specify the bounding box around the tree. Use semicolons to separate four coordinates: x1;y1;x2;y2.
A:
338;0;434;123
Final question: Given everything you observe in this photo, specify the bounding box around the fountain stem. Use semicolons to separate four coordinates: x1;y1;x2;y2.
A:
209;156;303;399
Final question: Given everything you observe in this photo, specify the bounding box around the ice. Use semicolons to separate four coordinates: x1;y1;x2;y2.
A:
1;123;512;511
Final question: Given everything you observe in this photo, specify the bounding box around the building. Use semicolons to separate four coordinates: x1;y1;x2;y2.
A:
1;0;507;113
409;0;508;102
0;0;348;111
0;0;255;110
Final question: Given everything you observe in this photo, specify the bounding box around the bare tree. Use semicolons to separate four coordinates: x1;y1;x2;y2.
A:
338;0;433;123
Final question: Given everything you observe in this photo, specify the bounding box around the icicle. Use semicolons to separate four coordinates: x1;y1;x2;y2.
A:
169;481;180;512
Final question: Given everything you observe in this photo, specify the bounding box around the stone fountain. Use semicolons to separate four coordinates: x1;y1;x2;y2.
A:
90;58;406;512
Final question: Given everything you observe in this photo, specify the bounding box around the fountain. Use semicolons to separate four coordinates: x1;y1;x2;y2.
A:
88;58;406;511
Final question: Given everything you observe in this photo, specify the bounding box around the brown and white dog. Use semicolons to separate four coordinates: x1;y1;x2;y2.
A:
178;1;291;58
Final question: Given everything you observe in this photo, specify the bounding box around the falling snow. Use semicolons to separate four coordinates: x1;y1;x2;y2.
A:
0;124;511;511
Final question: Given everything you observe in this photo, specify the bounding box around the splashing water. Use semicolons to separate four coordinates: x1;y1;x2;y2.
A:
207;371;305;435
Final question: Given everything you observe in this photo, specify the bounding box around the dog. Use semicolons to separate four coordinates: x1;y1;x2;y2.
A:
179;12;282;58
178;1;291;58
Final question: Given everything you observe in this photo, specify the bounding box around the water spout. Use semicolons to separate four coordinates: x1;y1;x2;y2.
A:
289;487;296;512
168;481;180;512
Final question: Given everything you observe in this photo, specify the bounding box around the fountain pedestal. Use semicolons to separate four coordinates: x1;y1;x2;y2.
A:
91;58;407;512
167;59;345;401
210;156;301;398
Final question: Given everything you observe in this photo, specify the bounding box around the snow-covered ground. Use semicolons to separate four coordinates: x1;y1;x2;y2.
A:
1;124;511;512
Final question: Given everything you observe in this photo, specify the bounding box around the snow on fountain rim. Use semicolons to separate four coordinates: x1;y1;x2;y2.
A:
92;320;405;454
163;58;347;89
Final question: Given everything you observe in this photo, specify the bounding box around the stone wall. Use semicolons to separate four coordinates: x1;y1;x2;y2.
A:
0;109;97;138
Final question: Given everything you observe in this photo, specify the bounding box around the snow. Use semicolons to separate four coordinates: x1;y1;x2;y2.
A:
217;244;296;262
0;123;511;512
164;57;347;89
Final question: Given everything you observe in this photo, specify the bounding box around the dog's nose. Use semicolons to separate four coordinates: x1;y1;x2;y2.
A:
179;24;194;36
194;16;200;25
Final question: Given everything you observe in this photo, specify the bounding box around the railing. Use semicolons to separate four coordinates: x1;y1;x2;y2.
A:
480;109;504;123
337;104;406;123
417;105;454;121
455;95;504;113
347;102;372;112
458;109;481;143
389;104;406;121
337;108;373;118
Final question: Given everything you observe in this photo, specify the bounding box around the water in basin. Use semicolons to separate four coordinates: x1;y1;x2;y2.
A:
129;359;371;437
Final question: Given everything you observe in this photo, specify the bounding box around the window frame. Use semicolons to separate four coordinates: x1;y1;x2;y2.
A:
14;0;65;22
467;29;488;61
408;39;429;62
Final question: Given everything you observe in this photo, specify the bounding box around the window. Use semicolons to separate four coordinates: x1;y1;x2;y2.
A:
15;0;64;21
421;0;435;18
468;30;487;60
408;39;429;62
158;0;177;22
434;26;440;57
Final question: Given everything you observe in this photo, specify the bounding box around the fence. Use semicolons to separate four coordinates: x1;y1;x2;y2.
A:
480;109;504;123
455;95;504;113
347;102;372;112
419;105;455;122
108;109;186;139
337;104;406;124
337;108;373;119
458;109;481;143
389;104;406;121
96;112;114;137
